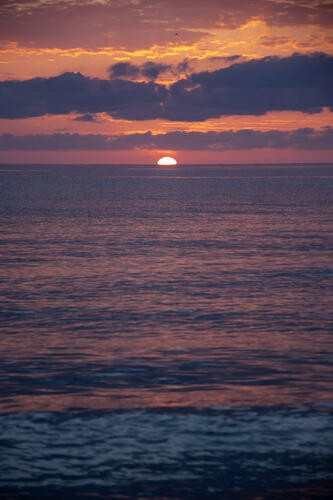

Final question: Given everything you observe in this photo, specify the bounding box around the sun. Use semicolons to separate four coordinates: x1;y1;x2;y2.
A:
157;156;177;166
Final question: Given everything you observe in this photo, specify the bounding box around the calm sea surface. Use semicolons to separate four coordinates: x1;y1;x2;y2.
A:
0;163;332;499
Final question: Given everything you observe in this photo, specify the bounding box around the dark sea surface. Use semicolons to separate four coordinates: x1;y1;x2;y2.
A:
0;163;332;499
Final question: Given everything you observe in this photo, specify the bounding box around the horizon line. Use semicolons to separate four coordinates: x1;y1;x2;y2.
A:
1;162;333;167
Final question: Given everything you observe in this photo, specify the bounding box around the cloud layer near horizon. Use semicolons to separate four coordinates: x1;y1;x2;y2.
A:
1;53;332;122
1;127;332;151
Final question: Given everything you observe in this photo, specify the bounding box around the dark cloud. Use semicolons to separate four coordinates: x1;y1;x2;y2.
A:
141;62;172;80
174;58;197;75
0;53;332;121
209;55;242;62
1;127;332;151
193;52;332;88
0;71;167;120
108;60;193;81
108;62;140;79
0;132;111;151
108;61;171;81
73;114;100;122
166;52;333;121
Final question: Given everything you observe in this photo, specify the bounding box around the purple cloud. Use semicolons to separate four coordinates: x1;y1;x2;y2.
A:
1;127;332;151
0;54;332;121
108;61;172;81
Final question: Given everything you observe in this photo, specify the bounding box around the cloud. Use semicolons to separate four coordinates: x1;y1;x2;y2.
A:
1;127;333;151
1;1;332;51
0;0;210;50
73;114;100;122
107;60;194;81
108;61;171;81
0;71;167;120
165;52;333;120
0;53;332;121
108;62;140;79
141;62;172;80
258;35;289;48
209;55;242;62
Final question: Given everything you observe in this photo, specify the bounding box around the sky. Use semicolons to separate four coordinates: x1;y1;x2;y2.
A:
0;0;332;164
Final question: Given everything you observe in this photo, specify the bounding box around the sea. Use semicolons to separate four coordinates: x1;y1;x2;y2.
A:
0;163;332;499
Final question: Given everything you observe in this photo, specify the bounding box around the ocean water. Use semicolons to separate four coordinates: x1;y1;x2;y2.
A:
0;163;332;499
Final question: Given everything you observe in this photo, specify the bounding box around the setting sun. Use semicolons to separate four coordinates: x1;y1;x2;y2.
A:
157;156;177;165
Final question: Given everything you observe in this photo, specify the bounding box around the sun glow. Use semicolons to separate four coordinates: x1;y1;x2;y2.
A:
157;156;177;165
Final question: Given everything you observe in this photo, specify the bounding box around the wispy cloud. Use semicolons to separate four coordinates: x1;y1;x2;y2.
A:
1;0;332;53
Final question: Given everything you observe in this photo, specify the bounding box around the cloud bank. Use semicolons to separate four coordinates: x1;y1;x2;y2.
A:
1;128;332;151
1;53;332;121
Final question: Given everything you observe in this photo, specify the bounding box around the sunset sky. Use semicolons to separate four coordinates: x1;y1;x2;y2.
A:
0;0;332;164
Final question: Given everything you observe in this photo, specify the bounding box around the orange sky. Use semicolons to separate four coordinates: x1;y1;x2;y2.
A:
0;0;332;163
